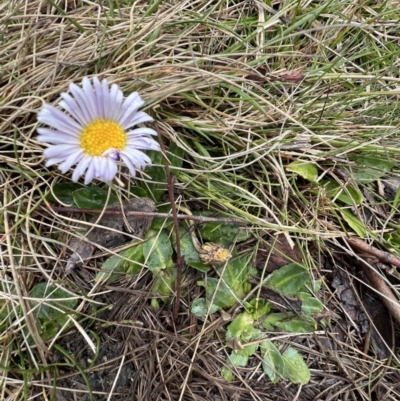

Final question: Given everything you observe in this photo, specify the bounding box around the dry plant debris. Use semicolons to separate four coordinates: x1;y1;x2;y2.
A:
1;0;400;400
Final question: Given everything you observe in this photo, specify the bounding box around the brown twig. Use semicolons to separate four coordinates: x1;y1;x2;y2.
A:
156;123;183;325
45;206;249;225
344;237;400;325
346;237;400;268
357;260;400;326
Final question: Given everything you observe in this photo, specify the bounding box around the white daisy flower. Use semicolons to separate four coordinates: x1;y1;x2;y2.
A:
37;77;160;184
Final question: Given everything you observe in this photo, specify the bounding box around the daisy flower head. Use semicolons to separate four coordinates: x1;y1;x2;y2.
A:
37;77;160;184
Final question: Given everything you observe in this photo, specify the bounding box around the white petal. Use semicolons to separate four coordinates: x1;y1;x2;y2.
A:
72;156;91;182
58;150;84;173
127;127;158;137
108;83;124;120
116;92;144;124
121;149;151;168
70;82;94;121
120;110;153;130
123;92;143;109
98;157;108;180
101;79;111;119
93;77;105;118
37;128;80;145
84;159;97;184
44;144;80;159
82;77;98;119
60;92;89;126
38;105;81;135
104;158;118;182
127;137;160;151
45;156;69;167
119;153;137;177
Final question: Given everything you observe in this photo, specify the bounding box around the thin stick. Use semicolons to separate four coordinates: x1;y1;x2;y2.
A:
156;123;183;324
46;206;249;225
346;237;400;268
357;261;400;325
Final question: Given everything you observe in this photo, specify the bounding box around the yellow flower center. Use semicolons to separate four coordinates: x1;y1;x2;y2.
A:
79;119;126;156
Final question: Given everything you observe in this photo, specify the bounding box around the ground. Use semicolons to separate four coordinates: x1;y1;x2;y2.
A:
1;1;400;400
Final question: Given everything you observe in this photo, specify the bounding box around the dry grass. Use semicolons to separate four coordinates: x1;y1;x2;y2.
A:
1;0;400;400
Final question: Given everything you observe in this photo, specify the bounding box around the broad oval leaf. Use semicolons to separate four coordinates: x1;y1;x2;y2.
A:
226;313;254;341
72;187;118;209
260;341;284;383
143;229;173;273
198;277;237;309
152;266;176;296
172;226;201;265
47;182;83;205
30;283;78;340
191;298;220;317
228;349;249;367
298;292;324;315
282;347;311;384
273;316;317;333
168;141;185;170
199;220;250;245
266;263;310;296
286;161;318;182
139;151;167;202
221;366;235;381
339;207;366;238
95;243;144;284
349;155;395;183
324;180;362;206
30;283;77;320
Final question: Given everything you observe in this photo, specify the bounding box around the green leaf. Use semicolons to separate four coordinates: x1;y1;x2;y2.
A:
286;161;318;182
95;243;144;284
191;298;220;317
47;182;84;205
262;312;291;331
187;261;210;272
152;266;176;296
309;279;322;293
168;141;185;170
324;180;362;205
228;349;249;367
273;316;317;333
298;292;324;315
266;263;310;296
139;151;167;201
172;226;201;264
198;277;237;309
129;186;149;198
246;298;271;320
30;283;78;339
226;313;254;341
349;155;395;183
384;230;400;250
199;220;250;244
241;342;259;357
143;229;173;273
282;347;311;384
72;187;118;209
221;366;235;381
30;283;77;319
221;255;253;293
151;204;174;230
339;208;366;238
260;341;284;383
241;325;263;344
